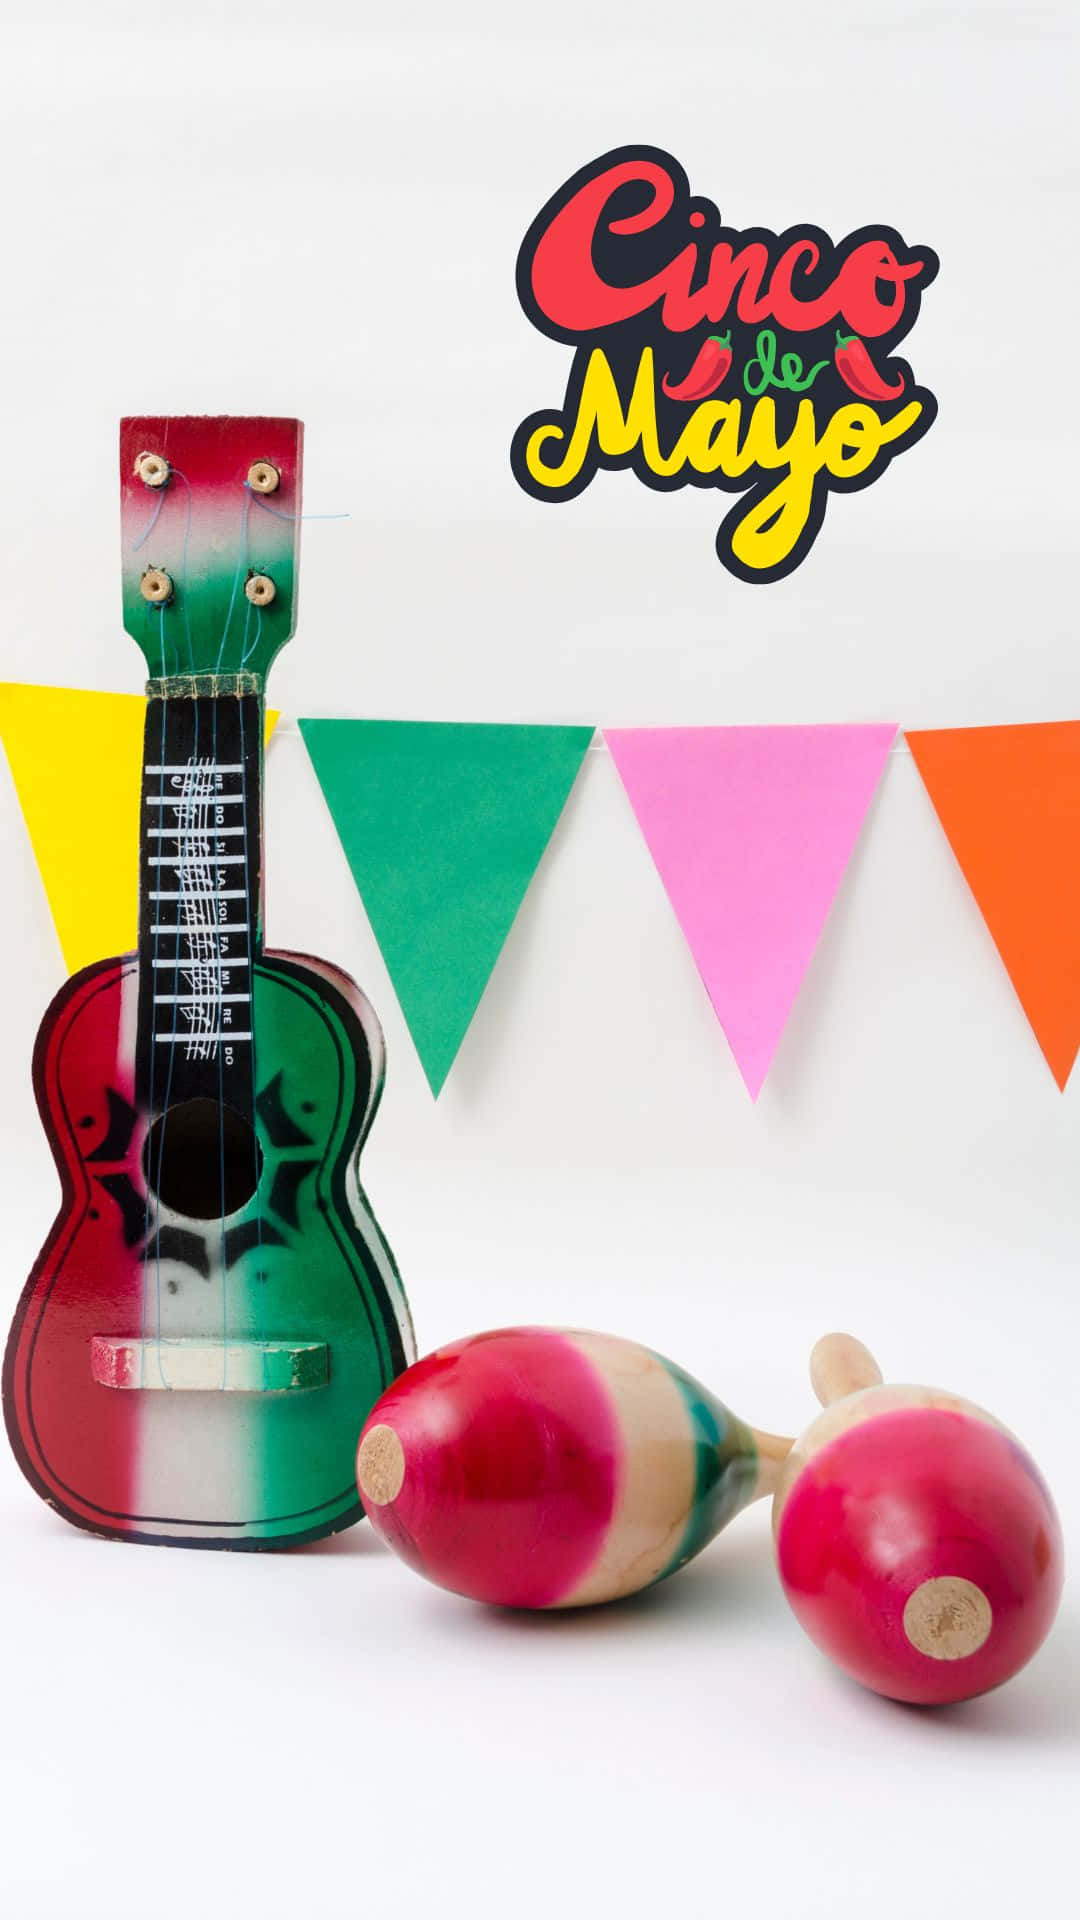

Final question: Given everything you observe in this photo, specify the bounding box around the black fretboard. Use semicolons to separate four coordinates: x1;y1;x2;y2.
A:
135;676;264;1120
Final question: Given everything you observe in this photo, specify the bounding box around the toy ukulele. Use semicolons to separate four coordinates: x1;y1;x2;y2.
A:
3;417;415;1548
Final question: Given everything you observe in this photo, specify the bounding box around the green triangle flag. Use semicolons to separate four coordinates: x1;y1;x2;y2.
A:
298;720;594;1094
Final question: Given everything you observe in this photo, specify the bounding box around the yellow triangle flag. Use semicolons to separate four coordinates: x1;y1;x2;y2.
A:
0;684;279;974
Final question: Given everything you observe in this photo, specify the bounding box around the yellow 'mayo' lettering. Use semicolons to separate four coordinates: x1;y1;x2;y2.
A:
524;349;924;576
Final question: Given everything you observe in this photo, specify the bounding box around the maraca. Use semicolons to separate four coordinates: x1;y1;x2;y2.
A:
773;1333;1064;1704
356;1327;792;1608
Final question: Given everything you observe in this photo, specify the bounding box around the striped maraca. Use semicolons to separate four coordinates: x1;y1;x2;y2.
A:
356;1327;791;1608
773;1333;1064;1704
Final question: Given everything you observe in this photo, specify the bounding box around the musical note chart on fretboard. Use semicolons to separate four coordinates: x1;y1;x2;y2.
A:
145;756;252;1061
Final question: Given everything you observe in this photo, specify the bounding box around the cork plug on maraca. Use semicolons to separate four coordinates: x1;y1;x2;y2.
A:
773;1333;1064;1705
356;1327;792;1608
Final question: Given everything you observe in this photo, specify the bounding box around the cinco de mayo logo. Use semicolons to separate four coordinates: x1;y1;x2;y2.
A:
511;147;939;585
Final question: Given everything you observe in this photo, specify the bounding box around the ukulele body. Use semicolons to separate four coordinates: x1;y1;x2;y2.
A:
3;947;415;1548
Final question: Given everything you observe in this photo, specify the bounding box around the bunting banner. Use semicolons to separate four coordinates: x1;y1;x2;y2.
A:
298;719;594;1095
0;683;279;973
2;683;1077;1103
604;724;896;1099
906;722;1080;1090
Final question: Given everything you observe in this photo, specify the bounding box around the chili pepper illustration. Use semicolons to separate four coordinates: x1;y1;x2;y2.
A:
834;331;906;401
661;332;732;402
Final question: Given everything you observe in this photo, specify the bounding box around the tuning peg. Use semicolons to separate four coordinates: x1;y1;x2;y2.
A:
244;573;276;607
247;461;280;494
139;567;173;605
134;451;170;489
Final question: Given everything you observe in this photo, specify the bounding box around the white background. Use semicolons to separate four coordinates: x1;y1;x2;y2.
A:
1;3;1078;1915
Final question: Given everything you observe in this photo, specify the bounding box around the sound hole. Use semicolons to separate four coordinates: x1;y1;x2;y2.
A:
143;1099;262;1220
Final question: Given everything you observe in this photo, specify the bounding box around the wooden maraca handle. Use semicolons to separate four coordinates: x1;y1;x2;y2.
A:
809;1333;883;1408
751;1424;797;1490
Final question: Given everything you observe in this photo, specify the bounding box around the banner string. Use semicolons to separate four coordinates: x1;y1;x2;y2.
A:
267;723;915;755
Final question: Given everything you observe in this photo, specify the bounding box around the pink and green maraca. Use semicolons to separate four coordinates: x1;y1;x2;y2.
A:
772;1333;1064;1706
356;1324;1063;1706
356;1326;789;1609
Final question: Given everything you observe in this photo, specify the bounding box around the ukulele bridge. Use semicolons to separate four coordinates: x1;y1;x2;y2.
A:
90;1336;328;1393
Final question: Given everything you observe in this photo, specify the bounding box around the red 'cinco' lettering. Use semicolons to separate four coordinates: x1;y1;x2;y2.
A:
528;157;927;339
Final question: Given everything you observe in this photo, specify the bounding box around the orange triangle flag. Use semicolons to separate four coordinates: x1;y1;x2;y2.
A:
907;721;1080;1089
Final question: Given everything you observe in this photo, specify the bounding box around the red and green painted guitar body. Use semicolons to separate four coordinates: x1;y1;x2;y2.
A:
3;418;415;1547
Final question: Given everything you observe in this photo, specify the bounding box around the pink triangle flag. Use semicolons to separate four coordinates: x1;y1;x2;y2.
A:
604;725;897;1099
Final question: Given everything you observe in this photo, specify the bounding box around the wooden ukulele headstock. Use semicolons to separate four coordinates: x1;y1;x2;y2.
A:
119;417;304;683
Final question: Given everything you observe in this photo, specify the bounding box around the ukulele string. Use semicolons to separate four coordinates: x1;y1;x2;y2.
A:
233;484;331;1389
220;485;250;1384
140;467;197;1388
138;468;195;667
246;487;348;524
132;488;167;554
214;486;264;1389
138;608;169;1389
149;694;204;1388
241;603;262;668
215;487;252;674
235;688;268;1392
212;694;229;1386
232;486;267;1389
136;512;168;1381
189;760;222;1382
174;470;195;673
